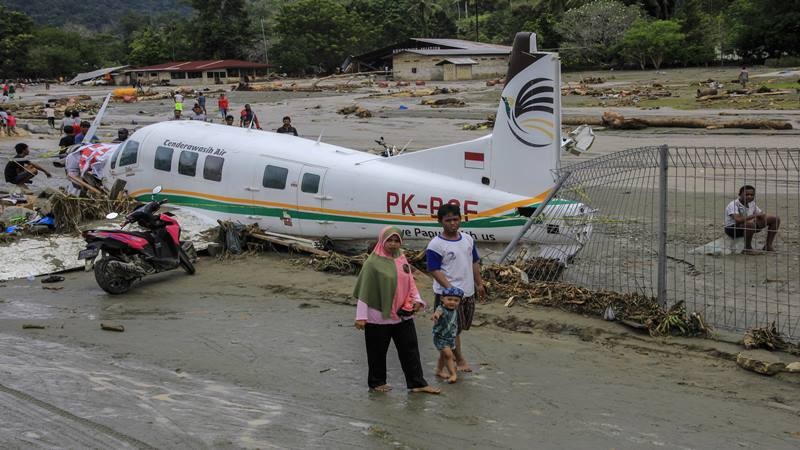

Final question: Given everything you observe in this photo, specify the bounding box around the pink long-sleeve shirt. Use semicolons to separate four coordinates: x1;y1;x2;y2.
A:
356;291;426;325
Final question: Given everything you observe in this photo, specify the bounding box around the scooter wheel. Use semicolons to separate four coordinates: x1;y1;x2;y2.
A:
179;249;196;275
94;258;134;294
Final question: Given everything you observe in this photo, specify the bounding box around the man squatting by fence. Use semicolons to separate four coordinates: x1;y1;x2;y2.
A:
724;185;781;253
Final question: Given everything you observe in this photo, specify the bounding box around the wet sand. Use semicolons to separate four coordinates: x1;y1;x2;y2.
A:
1;254;799;448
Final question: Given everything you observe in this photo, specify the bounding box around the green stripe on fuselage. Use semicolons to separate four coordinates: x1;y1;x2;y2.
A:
138;193;577;229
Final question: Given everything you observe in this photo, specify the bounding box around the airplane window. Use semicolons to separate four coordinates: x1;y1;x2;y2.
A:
118;140;139;167
109;143;124;169
262;165;288;189
154;146;174;171
301;173;320;193
178;151;198;177
203;155;224;182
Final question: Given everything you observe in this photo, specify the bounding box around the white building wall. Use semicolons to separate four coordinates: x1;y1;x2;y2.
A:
392;52;508;81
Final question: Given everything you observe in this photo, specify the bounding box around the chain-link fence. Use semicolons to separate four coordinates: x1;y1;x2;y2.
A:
544;146;800;340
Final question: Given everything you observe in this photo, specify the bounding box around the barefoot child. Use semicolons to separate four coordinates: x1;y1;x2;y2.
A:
432;287;463;383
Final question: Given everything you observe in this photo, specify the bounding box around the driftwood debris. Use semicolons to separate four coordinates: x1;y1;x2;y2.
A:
420;98;466;107
248;232;330;257
67;175;106;196
337;104;372;118
101;323;125;332
596;111;792;130
735;353;785;376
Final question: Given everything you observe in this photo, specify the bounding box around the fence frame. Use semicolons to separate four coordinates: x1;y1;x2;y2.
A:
549;145;800;340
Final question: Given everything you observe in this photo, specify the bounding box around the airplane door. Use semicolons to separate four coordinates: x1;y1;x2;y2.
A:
249;159;302;233
297;165;329;236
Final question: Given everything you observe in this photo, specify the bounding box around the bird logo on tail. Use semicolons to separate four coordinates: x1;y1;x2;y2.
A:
502;77;555;148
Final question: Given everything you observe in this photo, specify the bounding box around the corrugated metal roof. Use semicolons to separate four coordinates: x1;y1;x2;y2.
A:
410;38;511;52
400;49;510;56
435;58;478;65
128;60;269;72
67;66;129;85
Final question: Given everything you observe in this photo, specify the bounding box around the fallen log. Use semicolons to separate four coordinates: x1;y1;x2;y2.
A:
562;116;603;126
696;94;730;101
719;119;793;130
599;111;792;130
248;232;330;257
67;174;106;196
696;88;718;97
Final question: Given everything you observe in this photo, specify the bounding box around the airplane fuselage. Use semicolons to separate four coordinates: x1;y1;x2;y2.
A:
105;121;586;248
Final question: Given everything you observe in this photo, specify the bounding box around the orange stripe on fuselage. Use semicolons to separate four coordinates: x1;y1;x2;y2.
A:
130;188;550;221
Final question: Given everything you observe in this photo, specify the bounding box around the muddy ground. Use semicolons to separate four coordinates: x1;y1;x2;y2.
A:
1;254;800;449
1;69;800;448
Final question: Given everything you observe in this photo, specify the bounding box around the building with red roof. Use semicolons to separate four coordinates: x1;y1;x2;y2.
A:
126;60;269;86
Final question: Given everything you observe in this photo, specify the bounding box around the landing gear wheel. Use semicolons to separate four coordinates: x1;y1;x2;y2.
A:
94;258;134;294
179;249;196;275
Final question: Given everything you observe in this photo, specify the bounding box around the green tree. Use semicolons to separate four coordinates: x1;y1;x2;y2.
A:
128;27;170;66
725;0;800;60
0;6;35;76
24;27;82;78
557;0;641;66
186;0;254;59
674;0;716;66
272;0;365;74
618;18;685;68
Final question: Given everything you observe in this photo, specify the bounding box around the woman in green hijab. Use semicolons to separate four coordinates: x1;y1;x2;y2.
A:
353;226;440;394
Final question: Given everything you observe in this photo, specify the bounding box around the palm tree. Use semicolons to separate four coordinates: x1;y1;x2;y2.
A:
407;0;443;36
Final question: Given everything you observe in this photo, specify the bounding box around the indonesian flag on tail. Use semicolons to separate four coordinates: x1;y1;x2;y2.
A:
464;151;485;169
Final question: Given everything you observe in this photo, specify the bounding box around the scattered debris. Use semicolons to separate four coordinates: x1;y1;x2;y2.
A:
310;253;365;275
696;88;718;97
41;275;65;283
49;190;135;233
482;269;711;337
369;87;459;98
463;113;496;131
420;98;466;108
337;104;372;118
581;76;605;84
599;111;792;130
5;97;99;120
736;353;785;376
743;322;789;351
562;85;671;100
100;323;125;332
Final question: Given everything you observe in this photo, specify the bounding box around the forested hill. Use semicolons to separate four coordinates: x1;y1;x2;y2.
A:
1;0;188;28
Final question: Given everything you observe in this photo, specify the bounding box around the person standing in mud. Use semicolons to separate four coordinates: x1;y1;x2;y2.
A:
353;226;440;394
738;66;749;89
239;104;261;129
218;93;229;120
426;203;486;373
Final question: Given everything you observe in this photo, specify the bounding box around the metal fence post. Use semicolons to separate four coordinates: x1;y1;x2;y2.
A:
657;145;669;307
498;171;572;263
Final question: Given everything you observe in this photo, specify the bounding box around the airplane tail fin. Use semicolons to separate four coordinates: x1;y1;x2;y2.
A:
384;32;561;198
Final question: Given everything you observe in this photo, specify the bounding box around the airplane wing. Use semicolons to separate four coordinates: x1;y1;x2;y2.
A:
78;93;111;145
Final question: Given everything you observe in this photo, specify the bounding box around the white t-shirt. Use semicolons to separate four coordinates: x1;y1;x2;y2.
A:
725;198;762;227
44;107;55;118
426;232;479;297
174;94;184;103
65;149;81;176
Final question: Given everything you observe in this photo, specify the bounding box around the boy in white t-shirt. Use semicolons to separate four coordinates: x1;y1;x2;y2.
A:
426;203;485;373
724;185;780;252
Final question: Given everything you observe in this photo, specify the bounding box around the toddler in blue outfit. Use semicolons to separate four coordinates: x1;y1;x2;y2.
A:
432;287;462;383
